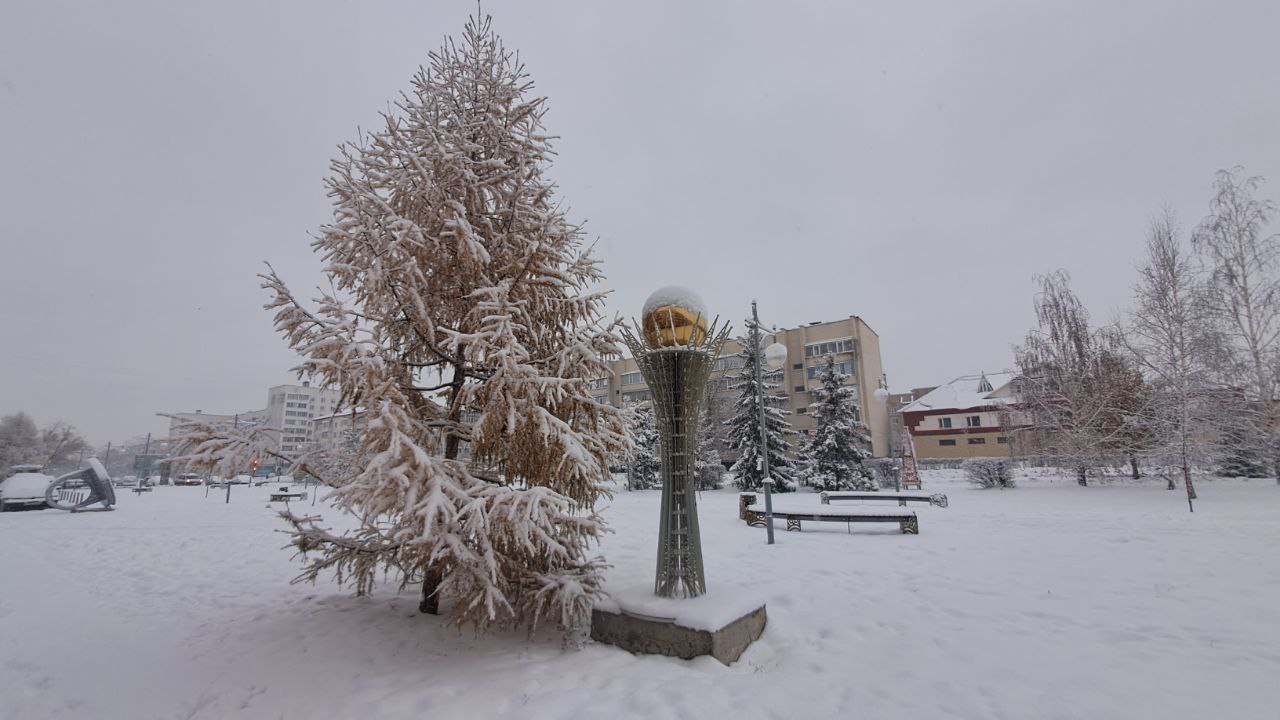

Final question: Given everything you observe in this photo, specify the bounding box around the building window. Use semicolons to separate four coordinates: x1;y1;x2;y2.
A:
792;363;803;370
794;386;805;392
588;377;609;390
805;361;855;380
803;338;855;358
939;439;957;446
938;418;952;429
997;436;1009;444
966;415;982;427
968;437;986;445
621;371;643;386
796;407;807;414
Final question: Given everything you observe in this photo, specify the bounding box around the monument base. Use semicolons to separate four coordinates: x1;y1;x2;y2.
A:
590;586;767;665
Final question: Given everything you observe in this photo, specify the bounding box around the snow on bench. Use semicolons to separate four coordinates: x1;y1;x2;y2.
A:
737;492;918;534
820;491;949;508
269;486;307;502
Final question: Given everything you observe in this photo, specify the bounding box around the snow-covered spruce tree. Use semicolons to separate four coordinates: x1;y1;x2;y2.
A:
694;401;724;490
625;405;660;490
174;15;628;633
725;321;796;492
800;355;875;491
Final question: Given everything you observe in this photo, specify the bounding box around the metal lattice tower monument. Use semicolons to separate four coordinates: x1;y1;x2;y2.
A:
621;290;730;598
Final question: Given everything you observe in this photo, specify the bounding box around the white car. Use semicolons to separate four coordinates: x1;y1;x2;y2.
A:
0;466;55;511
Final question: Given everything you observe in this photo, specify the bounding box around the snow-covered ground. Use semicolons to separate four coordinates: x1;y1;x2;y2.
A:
2;471;1278;719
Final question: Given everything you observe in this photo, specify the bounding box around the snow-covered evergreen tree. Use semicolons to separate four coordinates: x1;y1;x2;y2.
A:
725;320;796;492
171;14;627;634
1218;421;1270;477
694;401;724;490
800;355;876;491
625;405;660;490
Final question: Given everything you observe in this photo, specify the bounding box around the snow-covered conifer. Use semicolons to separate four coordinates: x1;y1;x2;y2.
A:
694;401;724;490
725;320;796;492
800;355;875;491
625;405;660;490
172;14;627;633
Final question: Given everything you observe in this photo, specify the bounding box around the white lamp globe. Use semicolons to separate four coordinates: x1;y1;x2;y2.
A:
873;387;890;403
763;342;788;371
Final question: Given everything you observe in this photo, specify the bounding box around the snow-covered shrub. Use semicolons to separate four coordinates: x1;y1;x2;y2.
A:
866;459;900;489
963;458;1016;488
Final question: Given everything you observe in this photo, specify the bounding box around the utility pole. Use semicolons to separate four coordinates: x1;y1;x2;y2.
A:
134;433;150;495
226;415;237;504
752;300;776;545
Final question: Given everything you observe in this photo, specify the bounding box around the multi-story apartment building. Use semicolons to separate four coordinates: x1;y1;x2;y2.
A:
166;381;341;455
592;315;891;458
166;408;272;438
265;382;342;453
311;407;366;454
898;372;1025;459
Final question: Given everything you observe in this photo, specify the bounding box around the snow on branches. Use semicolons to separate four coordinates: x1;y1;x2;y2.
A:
725;318;796;491
177;13;627;634
799;355;875;491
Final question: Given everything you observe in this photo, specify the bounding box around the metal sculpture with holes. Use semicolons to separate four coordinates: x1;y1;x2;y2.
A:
45;458;116;512
620;287;730;599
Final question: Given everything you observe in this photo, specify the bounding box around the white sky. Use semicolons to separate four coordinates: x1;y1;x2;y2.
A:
2;0;1278;444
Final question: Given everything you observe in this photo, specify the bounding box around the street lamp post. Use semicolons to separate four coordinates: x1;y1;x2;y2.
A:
751;300;788;546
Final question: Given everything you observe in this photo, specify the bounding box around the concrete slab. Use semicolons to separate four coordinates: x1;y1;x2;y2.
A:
590;603;767;665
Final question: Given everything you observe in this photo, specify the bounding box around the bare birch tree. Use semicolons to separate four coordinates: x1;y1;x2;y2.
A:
1016;271;1139;485
1193;168;1280;481
1125;209;1220;510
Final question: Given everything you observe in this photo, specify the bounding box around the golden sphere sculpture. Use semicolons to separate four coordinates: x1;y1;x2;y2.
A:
642;285;709;347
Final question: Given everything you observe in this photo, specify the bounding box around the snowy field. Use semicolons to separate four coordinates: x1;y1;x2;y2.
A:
2;471;1278;720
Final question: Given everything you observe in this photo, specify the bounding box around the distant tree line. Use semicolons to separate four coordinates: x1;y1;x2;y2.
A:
0;412;91;475
1014;168;1280;508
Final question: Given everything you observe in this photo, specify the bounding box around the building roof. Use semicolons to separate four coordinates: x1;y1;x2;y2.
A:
898;372;1016;413
312;408;366;422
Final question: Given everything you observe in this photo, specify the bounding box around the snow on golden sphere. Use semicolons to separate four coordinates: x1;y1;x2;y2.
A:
642;286;708;347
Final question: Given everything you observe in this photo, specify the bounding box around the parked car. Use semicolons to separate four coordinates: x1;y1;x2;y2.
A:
173;473;203;486
115;476;139;488
229;475;251;485
0;466;55;511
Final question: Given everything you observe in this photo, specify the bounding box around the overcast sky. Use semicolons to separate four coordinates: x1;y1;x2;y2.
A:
2;0;1278;445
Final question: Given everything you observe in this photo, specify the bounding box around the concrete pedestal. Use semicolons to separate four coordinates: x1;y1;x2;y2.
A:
590;602;767;665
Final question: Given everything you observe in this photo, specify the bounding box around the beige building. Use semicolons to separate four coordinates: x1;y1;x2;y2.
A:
592;315;891;458
312;408;366;453
898;372;1025;459
166;381;342;456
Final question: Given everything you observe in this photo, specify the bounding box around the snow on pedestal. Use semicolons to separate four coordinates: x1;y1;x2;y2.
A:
591;583;767;665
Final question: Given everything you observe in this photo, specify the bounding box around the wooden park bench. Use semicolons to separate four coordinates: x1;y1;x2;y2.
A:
269;486;307;502
820;491;948;508
738;492;918;534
